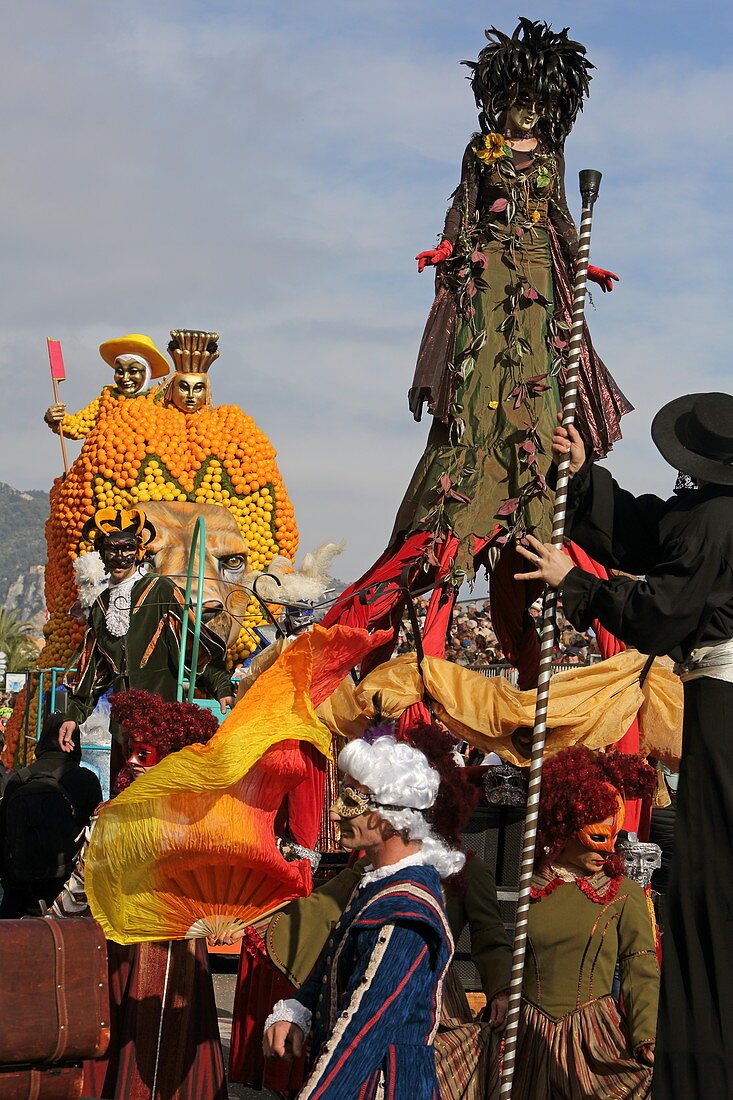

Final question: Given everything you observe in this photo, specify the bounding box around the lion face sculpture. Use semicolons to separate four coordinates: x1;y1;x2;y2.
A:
143;501;249;646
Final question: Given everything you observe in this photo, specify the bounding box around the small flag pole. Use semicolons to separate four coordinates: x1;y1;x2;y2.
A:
47;338;69;476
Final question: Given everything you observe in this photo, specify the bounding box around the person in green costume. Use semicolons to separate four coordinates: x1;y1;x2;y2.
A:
512;746;659;1100
407;18;629;570
323;21;630;682
58;508;234;772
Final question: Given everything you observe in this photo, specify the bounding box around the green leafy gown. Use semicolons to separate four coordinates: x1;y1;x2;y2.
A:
398;136;631;577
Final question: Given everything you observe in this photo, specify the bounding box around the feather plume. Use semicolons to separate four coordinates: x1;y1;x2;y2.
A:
462;18;594;147
244;541;345;606
73;551;108;608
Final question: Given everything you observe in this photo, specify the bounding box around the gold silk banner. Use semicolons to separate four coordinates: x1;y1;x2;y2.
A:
318;650;683;768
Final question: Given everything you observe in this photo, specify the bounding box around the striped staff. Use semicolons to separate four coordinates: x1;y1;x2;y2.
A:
499;169;603;1098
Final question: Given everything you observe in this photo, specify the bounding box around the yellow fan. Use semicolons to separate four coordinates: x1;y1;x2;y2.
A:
86;626;382;943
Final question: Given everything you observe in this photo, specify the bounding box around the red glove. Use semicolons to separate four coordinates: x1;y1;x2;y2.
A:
587;264;619;292
416;239;453;273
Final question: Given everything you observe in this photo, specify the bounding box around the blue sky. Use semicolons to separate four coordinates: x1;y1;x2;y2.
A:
2;1;731;584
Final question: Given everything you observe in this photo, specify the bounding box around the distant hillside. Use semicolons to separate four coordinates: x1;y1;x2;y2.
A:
0;482;48;622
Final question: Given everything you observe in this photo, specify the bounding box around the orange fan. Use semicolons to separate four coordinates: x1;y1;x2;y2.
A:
86;625;386;944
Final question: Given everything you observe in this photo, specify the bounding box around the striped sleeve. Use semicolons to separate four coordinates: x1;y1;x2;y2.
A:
50;819;97;918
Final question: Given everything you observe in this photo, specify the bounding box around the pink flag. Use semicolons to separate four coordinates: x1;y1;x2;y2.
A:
47;338;66;381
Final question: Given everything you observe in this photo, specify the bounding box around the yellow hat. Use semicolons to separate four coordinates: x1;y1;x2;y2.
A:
98;334;170;380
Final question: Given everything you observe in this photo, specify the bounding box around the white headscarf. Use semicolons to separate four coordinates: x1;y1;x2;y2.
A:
114;353;153;391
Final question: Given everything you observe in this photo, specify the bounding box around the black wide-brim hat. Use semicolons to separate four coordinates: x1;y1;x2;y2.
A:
651;392;733;486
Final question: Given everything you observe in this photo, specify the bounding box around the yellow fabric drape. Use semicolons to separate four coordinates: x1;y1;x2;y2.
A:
319;651;683;768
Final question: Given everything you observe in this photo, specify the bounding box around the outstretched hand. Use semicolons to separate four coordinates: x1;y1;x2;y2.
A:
587;264;619;293
514;534;574;590
416;239;453;273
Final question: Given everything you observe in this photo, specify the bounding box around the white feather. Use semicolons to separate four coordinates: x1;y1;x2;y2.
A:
73;551;108;608
245;541;345;605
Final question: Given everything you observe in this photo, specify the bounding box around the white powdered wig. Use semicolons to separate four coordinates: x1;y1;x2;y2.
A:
338;735;465;879
339;735;439;809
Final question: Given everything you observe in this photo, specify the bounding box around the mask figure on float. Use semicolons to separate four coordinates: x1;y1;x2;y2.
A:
43;334;170;439
161;330;217;414
59;506;235;770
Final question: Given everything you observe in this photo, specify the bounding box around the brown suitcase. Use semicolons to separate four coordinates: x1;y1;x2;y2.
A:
0;1066;83;1099
0;917;109;1080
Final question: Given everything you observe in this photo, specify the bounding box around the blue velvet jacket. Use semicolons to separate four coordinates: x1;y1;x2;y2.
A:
295;861;453;1100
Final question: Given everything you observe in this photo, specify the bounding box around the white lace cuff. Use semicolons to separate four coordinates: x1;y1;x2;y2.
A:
263;998;312;1037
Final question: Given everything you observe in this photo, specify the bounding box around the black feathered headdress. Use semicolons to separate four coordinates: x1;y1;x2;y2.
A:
462;18;594;148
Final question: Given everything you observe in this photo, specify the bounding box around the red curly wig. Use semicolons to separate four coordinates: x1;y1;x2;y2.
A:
111;689;219;757
538;746;656;873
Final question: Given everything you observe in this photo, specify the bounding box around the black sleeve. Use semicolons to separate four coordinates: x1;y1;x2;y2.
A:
441;142;479;246
561;533;733;656
561;462;669;576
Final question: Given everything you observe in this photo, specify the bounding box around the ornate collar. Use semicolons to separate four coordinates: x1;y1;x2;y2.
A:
360;852;426;888
531;866;622;904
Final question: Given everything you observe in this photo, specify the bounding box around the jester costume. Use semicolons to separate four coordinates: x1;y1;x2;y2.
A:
64;572;232;731
63;510;233;758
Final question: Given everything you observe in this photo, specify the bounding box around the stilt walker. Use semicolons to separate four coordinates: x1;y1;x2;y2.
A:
499;168;603;1097
323;21;629;683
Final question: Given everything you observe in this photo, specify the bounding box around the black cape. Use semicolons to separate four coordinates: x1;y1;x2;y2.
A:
559;461;733;1099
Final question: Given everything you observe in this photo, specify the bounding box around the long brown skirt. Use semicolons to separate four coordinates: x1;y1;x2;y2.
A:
513;996;651;1100
83;938;226;1100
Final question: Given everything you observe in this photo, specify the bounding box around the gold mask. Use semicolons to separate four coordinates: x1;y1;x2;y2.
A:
170;373;209;414
330;785;373;820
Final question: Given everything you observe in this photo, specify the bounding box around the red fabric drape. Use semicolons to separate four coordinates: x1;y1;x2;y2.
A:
275;743;326;850
490;543;543;689
566;541;644;835
322;532;496;678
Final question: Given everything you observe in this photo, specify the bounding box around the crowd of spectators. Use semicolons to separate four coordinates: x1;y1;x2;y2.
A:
397;597;600;669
